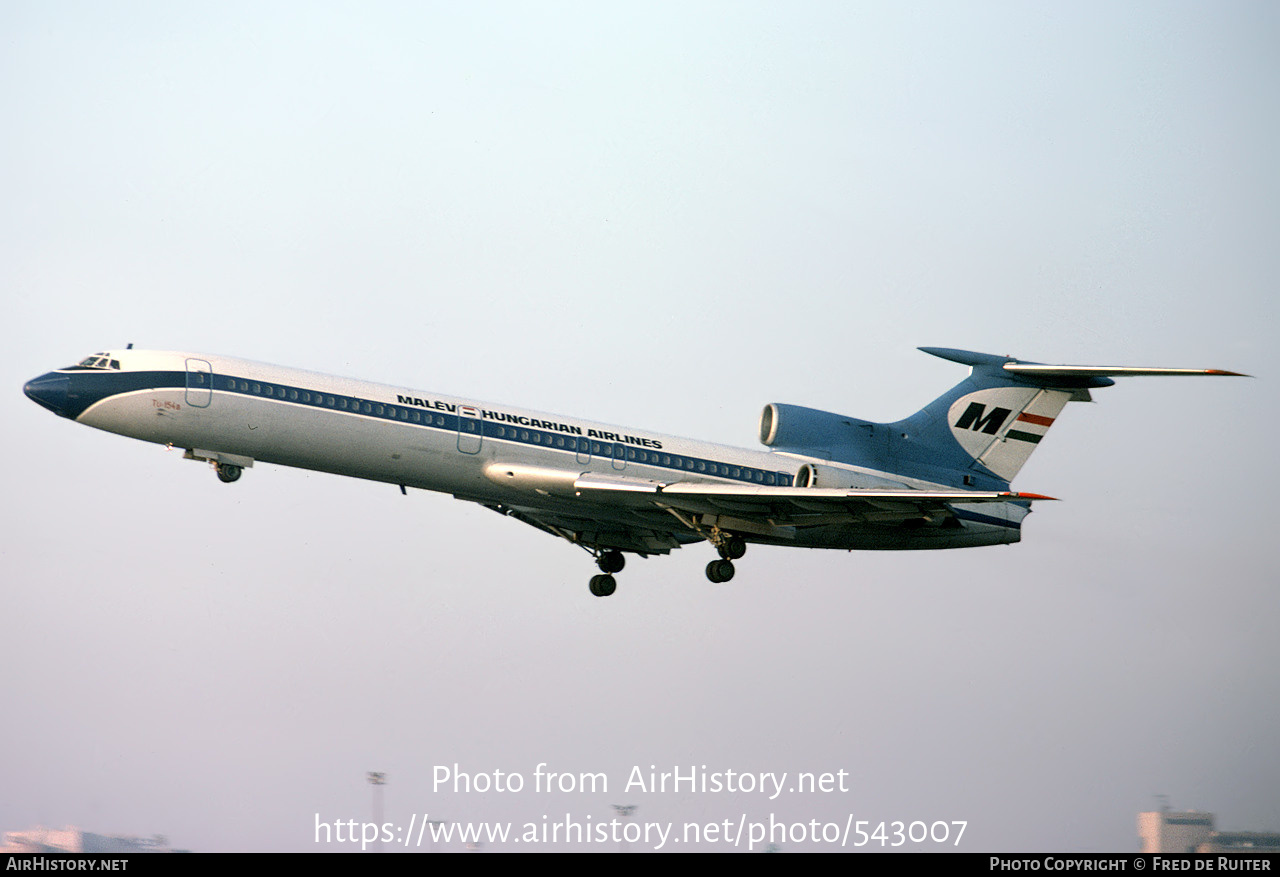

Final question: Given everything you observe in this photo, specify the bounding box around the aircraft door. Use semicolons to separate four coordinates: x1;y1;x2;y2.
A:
612;442;626;471
575;436;591;465
457;405;483;454
185;359;213;408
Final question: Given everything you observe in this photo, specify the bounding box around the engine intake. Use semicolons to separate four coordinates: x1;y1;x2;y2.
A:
759;403;881;456
793;462;861;489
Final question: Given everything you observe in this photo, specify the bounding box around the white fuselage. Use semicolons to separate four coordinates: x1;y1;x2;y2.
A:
29;348;1027;556
84;349;798;496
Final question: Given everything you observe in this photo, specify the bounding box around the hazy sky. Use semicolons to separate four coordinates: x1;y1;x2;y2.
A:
3;1;1276;852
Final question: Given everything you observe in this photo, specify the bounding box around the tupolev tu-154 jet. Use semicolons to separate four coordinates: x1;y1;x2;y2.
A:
24;346;1244;596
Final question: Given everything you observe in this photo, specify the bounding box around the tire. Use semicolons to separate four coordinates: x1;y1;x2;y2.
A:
589;574;617;597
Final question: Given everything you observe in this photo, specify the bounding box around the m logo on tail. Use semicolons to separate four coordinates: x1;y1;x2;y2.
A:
947;388;1073;481
954;403;1012;435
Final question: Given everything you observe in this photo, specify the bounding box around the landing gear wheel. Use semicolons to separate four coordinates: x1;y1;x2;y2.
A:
215;463;242;484
705;559;735;583
589;574;617;597
596;550;626;574
719;536;747;560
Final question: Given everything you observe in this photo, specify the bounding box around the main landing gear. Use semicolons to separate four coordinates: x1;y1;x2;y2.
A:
705;559;735;583
583;537;747;596
588;550;626;598
215;463;242;483
589;574;617;597
705;535;746;583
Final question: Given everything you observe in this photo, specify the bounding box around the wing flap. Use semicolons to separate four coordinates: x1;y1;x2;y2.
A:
575;474;1054;504
476;499;693;555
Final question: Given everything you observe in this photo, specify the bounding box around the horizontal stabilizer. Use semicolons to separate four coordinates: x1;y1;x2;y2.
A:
905;348;1251;482
1004;364;1249;379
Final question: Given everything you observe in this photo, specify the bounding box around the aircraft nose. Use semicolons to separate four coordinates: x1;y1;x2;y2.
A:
24;372;72;418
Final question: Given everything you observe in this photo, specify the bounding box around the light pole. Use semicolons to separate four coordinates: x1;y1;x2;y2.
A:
612;805;636;853
367;772;387;853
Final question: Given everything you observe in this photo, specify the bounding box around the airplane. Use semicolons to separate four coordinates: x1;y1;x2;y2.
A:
23;346;1244;596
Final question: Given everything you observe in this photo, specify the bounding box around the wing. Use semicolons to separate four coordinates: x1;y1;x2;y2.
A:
463;474;1054;555
569;474;1055;542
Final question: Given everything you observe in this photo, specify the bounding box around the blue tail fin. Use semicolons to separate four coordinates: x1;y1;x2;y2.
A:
760;347;1244;489
889;348;1102;486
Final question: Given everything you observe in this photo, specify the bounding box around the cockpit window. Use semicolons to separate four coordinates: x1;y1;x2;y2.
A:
75;353;121;370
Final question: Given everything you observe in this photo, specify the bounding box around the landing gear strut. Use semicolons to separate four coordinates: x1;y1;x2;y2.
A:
215;463;242;484
596;550;625;574
655;508;750;586
719;536;746;560
704;534;745;582
588;550;625;597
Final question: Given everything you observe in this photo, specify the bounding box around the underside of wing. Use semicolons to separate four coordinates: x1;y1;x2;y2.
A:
571;473;1054;539
476;498;701;556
